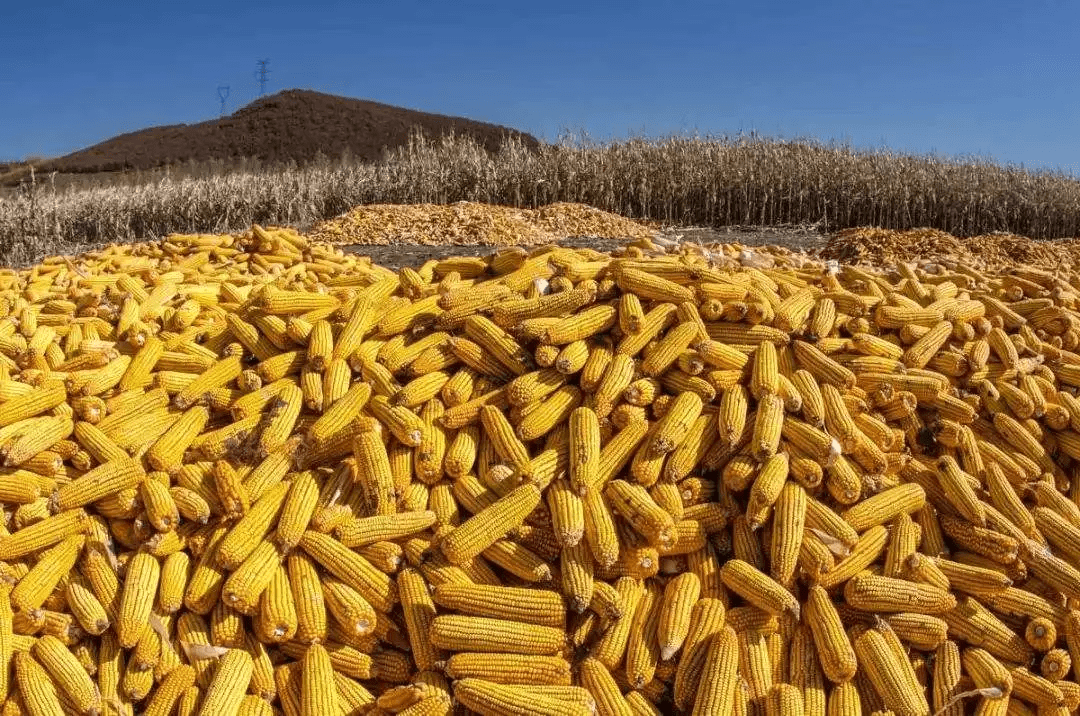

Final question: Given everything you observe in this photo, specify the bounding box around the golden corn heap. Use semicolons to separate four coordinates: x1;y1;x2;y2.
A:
825;226;1080;271
5;224;1080;716
306;201;659;246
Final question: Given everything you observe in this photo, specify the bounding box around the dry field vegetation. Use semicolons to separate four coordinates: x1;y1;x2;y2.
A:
3;132;1080;265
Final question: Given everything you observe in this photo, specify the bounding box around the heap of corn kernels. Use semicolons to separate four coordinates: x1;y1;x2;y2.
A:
306;201;659;247
4;225;1080;716
824;226;1080;271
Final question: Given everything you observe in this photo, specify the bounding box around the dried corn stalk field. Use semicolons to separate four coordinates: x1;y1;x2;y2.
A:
5;131;1080;264
6;213;1080;715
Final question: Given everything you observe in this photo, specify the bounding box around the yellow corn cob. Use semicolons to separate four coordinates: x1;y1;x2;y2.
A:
941;596;1034;665
750;339;780;399
443;423;479;479
744;451;789;530
10;534;84;613
197;647;253;716
845;572;957;614
168;485;210;525
305;380;371;448
669;597;725;710
619;292;646;334
31;633;101;714
172;354;241;409
605;480;676;546
655;572;700;662
480;404;532;476
210;459;249;518
752;393;785;461
717;384;749;448
66;570;111;635
285;552;327;645
817;524;889;589
297;643;338;716
51;458;145;511
15;651;66;716
154;550;191;617
649;391;702;453
214;481;289;569
0;508;87;561
394;370;450;408
318;358;349;409
517;385;583;441
664;413;717;483
804;585;858;684
770;480;806;587
571;338;614;392
431;584;563;632
298;531;396;612
541;305;617;345
578;656;633;715
443;337;514;385
116;551;160;648
640;321;699;377
547;478;585;547
720;559;800;618
337;513;435;553
622;579;661;688
143;664;196;716
254;382;302;457
351;428;396;515
591;576;643;669
901;319;952;369
136;476;177;532
514;359;572;403
852;626;930;716
615;266;693;301
394;567;440;672
431;614;566;655
1;414;70;467
618;303;679;357
557;541;593;615
463;315;532;376
841;483;926;532
689;624;739;716
454;677;591;716
440;483;541;565
933;454;987;527
1041;649;1071;683
931;555;1011;595
250;565;298;643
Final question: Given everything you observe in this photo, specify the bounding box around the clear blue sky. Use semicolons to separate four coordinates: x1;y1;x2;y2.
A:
3;0;1078;173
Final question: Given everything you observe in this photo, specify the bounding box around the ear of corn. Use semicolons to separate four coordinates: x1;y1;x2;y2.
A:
198;647;254;715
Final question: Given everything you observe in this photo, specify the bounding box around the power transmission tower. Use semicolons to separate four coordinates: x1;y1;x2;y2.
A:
255;59;270;96
217;86;230;116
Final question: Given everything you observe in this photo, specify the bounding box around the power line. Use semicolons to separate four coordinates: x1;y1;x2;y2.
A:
255;59;271;96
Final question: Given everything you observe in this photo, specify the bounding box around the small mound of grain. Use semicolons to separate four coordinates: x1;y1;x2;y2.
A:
823;227;967;266
307;201;659;246
824;226;1080;269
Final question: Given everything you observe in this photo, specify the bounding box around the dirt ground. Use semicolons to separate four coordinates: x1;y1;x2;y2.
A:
344;225;826;270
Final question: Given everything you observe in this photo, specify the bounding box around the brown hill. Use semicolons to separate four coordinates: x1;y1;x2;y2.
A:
35;89;541;175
